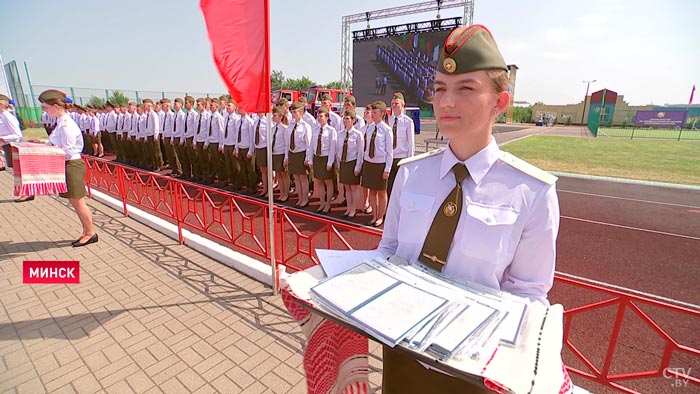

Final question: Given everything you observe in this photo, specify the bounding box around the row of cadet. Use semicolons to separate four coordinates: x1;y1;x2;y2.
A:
54;93;416;226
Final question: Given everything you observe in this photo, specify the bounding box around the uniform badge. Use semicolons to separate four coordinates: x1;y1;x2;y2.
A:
443;201;457;217
443;58;456;73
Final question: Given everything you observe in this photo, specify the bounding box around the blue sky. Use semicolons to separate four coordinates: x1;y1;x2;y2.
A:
1;0;697;106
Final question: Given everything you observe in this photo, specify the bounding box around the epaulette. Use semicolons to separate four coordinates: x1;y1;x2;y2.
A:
61;118;69;127
398;147;445;166
499;151;557;185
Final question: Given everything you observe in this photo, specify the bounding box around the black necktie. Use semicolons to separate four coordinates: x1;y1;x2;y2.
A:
418;163;470;271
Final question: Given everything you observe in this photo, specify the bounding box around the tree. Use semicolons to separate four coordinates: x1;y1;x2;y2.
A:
512;106;533;123
87;96;105;107
285;76;316;91
324;81;343;89
108;90;130;105
271;69;285;91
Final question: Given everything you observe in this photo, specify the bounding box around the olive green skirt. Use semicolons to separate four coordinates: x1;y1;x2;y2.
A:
361;161;387;190
256;147;269;167
339;159;361;185
60;159;87;199
288;150;307;175
313;155;334;180
272;154;285;172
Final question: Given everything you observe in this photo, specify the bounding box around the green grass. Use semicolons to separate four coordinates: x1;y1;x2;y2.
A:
598;127;700;140
22;128;50;141
501;136;700;185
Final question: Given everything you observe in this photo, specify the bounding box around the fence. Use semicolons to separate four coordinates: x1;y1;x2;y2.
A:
82;156;699;393
598;127;700;141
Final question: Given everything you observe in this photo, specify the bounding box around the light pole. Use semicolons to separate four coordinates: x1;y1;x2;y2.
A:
581;80;596;125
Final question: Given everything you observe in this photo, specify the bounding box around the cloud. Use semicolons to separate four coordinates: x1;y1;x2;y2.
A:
577;14;608;25
545;27;568;42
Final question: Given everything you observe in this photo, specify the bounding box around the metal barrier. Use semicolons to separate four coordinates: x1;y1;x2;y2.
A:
83;156;698;392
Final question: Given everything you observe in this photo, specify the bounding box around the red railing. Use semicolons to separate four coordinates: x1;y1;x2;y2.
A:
83;156;699;393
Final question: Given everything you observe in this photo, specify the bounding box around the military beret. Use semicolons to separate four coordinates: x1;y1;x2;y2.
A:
174;98;183;104
196;98;205;104
290;101;304;110
128;101;136;106
137;103;145;109
185;96;195;103
160;98;171;104
317;107;330;115
370;101;387;111
321;94;332;102
437;24;507;75
38;89;68;103
205;97;212;102
105;101;114;108
219;95;228;102
119;103;127;108
343;109;356;119
75;105;85;111
344;95;356;104
272;106;284;116
392;92;405;102
277;98;289;105
143;98;154;104
0;94;9;104
210;98;220;105
298;96;308;104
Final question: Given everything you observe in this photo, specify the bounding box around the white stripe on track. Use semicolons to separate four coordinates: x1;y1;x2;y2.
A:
558;189;700;210
555;271;700;310
561;216;700;241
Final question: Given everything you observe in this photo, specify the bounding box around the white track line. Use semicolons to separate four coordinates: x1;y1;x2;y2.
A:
555;271;700;310
558;189;700;210
561;216;700;241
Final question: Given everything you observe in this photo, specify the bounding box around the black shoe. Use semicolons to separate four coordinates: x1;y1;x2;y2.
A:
0;167;6;171
14;195;35;203
73;233;98;248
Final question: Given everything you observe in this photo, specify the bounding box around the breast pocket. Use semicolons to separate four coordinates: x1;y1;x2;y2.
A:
461;202;519;264
397;192;435;247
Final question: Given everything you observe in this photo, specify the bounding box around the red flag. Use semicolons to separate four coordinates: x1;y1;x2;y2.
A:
200;0;271;114
690;84;696;105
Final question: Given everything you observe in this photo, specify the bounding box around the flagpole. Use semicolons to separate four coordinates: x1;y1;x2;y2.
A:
266;112;277;294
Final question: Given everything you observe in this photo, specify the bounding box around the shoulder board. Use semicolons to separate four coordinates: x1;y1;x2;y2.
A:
61;118;69;127
499;151;557;185
398;147;445;166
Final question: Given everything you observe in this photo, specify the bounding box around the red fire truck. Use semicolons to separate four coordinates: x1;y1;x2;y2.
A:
272;89;301;104
304;86;351;116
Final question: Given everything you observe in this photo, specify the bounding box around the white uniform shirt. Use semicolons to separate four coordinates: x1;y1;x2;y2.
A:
336;127;364;173
310;124;337;167
235;115;255;151
0;109;22;144
89;115;100;136
183;109;198;140
137;113;147;139
252;116;268;149
303;111;317;128
48;114;83;161
105;110;118;133
194;111;211;143
122;112;132;136
162;111;174;138
270;122;287;155
129;113;139;138
354;116;366;130
116;112;125;136
173;110;185;143
328;110;343;133
378;138;560;304
144;110;159;137
286;118;312;162
79;113;90;132
207;111;224;145
222;112;240;147
388;113;415;159
158;110;166;136
363;121;393;172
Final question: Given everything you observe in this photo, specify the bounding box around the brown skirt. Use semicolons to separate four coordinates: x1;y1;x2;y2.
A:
361;161;387;190
256;147;268;167
339;159;361;185
313;155;334;180
92;133;101;144
272;154;285;172
59;159;87;199
288;150;307;175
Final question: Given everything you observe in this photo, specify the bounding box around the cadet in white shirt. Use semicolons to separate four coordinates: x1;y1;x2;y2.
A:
206;98;225;183
234;110;256;192
194;98;211;181
343;95;365;129
181;96;198;179
142;99;160;171
286;101;312;207
361;101;393;227
298;96;318;128
104;101;118;157
270;106;290;202
336;109;365;218
168;98;184;176
252;112;271;196
88;107;103;157
115;104;126;162
135;104;148;167
377;24;560;394
126;102;139;165
307;107;337;214
387;92;415;196
221;101;240;186
161;98;182;176
0;94;22;170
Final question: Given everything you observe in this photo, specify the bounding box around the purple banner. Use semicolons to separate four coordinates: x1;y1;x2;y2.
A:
634;110;688;127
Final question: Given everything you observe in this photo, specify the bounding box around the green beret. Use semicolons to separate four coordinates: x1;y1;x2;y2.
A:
343;109;356;119
160;98;171;104
196;98;205;104
272;106;284;116
185;96;195;103
38;89;67;103
0;94;9;104
119;103;127;108
210;98;220;105
437;24;507;75
392;92;405;102
317;107;330;115
370;101;387;111
321;94;332;102
137;103;145;109
219;95;228;102
298;96;308;104
344;95;356;104
290;101;304;111
174;98;183;104
143;98;154;104
278;97;289;105
128;101;136;106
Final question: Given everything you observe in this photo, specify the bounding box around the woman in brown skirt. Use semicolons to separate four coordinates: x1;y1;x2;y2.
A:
361;101;393;227
306;107;337;214
336;109;365;218
31;90;97;247
285;101;313;207
270;107;290;201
